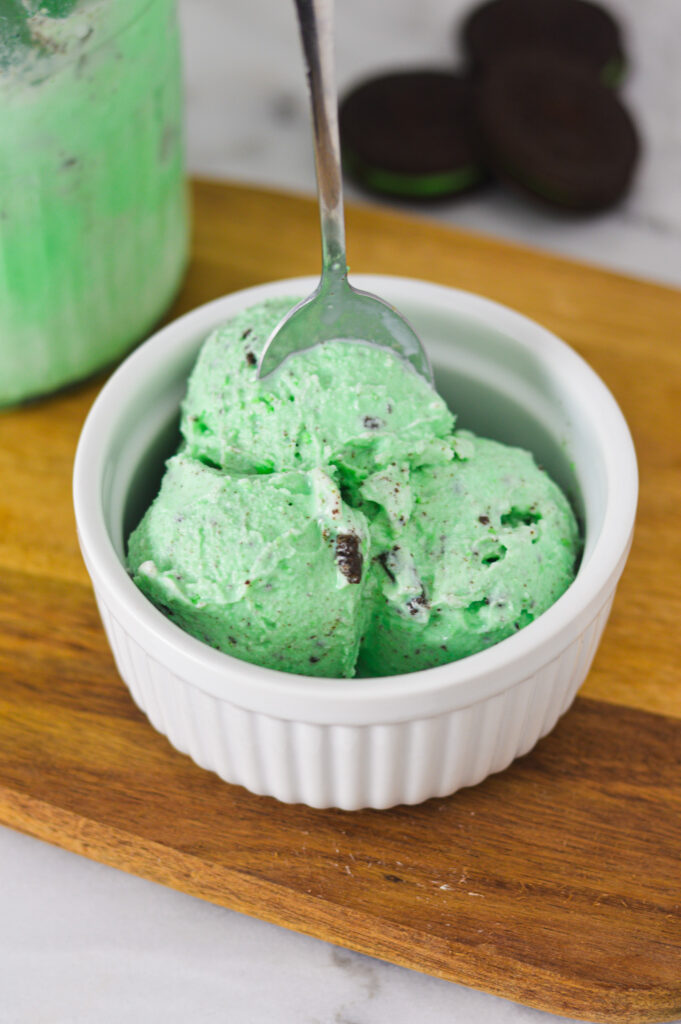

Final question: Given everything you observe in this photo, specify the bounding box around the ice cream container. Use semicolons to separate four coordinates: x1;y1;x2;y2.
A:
0;0;189;406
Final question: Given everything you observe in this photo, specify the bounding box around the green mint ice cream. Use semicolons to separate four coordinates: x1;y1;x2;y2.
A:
128;298;580;678
128;454;372;678
0;0;188;406
181;298;455;483
358;432;579;675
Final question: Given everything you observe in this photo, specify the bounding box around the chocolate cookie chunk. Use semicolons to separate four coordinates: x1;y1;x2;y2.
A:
461;0;626;86
476;54;639;211
339;70;487;199
336;533;363;584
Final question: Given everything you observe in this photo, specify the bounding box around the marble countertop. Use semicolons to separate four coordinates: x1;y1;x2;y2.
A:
181;0;681;288
4;1;679;1021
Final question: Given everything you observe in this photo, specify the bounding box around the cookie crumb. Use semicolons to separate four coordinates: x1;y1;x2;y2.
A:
336;533;363;583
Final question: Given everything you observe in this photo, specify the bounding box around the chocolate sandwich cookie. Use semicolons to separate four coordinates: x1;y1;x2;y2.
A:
461;0;626;87
339;70;487;199
476;54;639;211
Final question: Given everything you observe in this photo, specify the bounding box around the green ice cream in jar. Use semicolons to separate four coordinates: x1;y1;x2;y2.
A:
0;0;189;406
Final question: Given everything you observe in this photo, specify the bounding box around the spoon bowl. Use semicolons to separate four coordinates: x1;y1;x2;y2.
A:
258;0;432;382
258;269;433;380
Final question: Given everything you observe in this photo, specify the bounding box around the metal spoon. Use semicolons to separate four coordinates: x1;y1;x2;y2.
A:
257;0;433;383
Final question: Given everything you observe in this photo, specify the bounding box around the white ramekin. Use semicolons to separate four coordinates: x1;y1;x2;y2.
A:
73;275;637;810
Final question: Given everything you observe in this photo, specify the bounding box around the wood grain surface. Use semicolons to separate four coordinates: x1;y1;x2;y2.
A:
1;180;680;1023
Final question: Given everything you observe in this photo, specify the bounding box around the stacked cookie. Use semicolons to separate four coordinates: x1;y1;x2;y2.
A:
339;0;639;211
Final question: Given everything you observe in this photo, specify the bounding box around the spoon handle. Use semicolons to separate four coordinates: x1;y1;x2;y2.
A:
294;0;347;275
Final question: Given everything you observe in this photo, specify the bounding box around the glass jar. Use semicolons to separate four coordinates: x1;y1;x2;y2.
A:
0;0;189;406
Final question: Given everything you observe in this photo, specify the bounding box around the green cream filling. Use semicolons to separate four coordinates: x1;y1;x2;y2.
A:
601;55;626;89
342;150;484;197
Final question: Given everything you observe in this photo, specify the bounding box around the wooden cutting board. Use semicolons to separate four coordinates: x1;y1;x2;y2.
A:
1;180;680;1024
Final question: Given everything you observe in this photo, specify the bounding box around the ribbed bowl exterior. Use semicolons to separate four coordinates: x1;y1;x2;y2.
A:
73;276;638;812
94;586;614;810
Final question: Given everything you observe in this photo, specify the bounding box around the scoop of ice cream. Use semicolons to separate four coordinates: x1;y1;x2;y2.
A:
127;453;373;677
357;431;580;675
128;300;580;680
180;297;454;485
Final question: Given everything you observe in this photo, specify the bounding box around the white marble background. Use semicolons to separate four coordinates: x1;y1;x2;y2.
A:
181;0;681;287
3;1;680;1021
